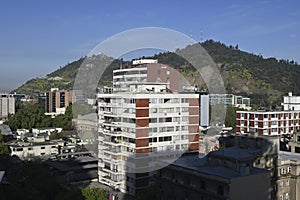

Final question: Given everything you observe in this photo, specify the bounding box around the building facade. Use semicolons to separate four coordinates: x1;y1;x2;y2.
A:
219;134;300;200
9;141;59;159
97;59;200;195
282;92;300;111
45;88;75;116
236;110;300;135
113;60;181;93
209;94;251;110
276;151;300;200
157;150;271;200
0;94;15;120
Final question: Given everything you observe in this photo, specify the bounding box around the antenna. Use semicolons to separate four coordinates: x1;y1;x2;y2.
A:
120;58;123;69
200;28;203;42
190;32;193;44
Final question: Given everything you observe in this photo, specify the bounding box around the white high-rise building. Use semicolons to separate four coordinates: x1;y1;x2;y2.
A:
97;59;200;195
0;94;15;120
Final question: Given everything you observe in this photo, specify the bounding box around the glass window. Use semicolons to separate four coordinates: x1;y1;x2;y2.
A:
286;180;289;187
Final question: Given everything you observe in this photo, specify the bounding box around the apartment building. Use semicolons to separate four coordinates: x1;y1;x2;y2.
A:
236;110;300;135
9;141;59;159
97;59;199;195
220;134;300;200
282;92;300;111
209;94;251;110
45;88;75;116
0;94;15;120
276;151;300;200
113;59;180;93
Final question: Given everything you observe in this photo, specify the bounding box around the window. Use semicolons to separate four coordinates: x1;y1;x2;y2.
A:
149;127;157;133
285;193;289;200
166;70;170;75
185;176;190;185
173;117;180;122
149;137;157;143
182;116;188;122
286;180;289;187
159;136;172;142
217;185;224;195
271;121;278;125
279;195;283;200
200;180;206;190
182;126;188;131
279;181;284;188
166;117;172;122
41;147;45;149
271;128;277;132
287;167;292;173
149;118;157;123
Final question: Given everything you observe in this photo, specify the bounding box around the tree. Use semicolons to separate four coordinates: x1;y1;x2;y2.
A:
0;133;9;155
81;187;107;200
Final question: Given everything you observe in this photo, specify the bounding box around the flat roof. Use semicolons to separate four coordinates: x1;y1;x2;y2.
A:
237;110;300;114
208;146;259;161
169;153;269;179
279;151;300;162
9;141;58;148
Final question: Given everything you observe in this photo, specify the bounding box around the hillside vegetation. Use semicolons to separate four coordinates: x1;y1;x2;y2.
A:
13;40;300;107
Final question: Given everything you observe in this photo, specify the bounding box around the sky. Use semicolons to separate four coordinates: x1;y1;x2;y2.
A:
0;0;299;92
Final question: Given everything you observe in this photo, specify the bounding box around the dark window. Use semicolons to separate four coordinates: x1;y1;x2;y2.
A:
149;137;157;143
218;185;224;195
60;92;65;107
200;180;206;190
166;117;172;122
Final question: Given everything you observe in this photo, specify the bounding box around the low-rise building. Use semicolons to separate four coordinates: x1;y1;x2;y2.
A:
236;110;300;135
32;127;62;136
209;94;251;110
157;149;271;200
9;141;59;159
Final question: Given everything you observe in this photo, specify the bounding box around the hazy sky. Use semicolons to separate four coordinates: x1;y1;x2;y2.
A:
0;0;299;92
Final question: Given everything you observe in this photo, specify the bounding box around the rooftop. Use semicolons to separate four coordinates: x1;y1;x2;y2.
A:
9;141;59;148
279;151;300;163
208;146;260;161
170;153;269;179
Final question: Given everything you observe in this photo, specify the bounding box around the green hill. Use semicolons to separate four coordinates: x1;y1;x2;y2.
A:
13;40;300;107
